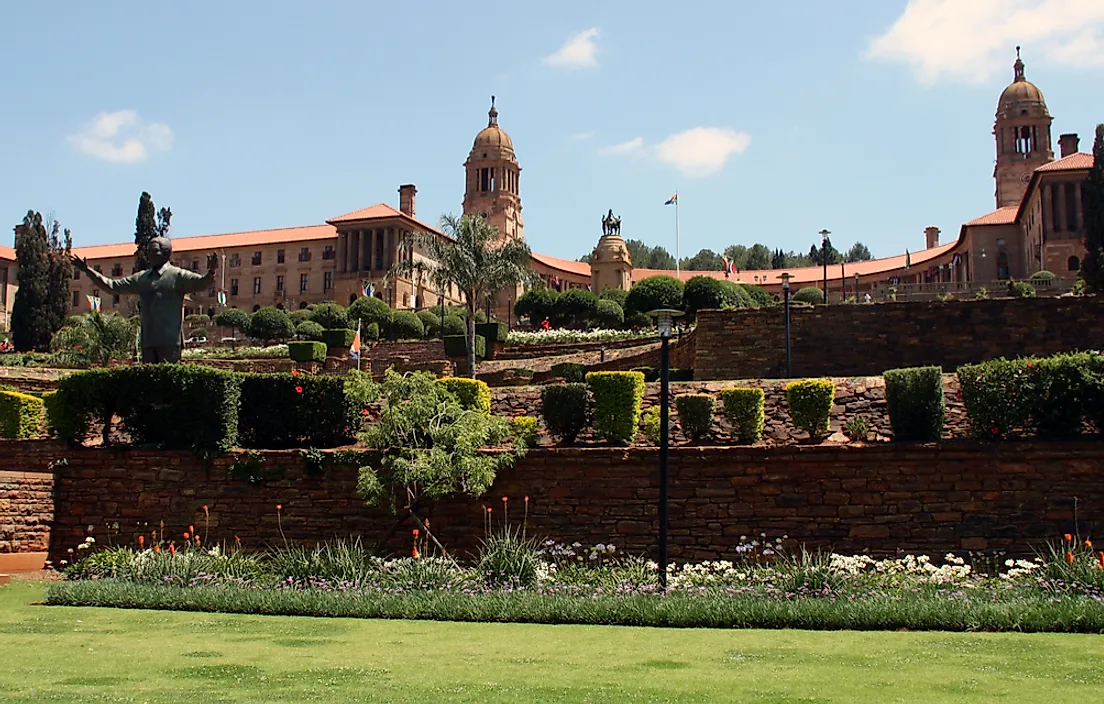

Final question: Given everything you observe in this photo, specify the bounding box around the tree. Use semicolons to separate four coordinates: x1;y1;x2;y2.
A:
809;239;842;266
625;275;684;317
681;248;724;271
723;245;749;270
12;211;71;351
214;308;250;338
308;302;349;330
593;299;624;328
514;287;559;325
1082;124;1104;292
846;242;874;262
50;312;138;367
295;320;325;341
745;244;772;270
554;288;599;328
682;276;727;318
577;252;594;264
391;214;532;378
245;306;294;342
771;249;788;269
348;296;393;331
599;287;629;308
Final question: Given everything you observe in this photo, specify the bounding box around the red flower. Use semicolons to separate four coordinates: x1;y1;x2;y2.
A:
169;544;176;556
183;532;190;540
1065;551;1075;565
1064;533;1073;542
292;370;300;377
361;409;370;417
295;386;304;394
276;504;283;511
138;535;145;547
990;427;1000;436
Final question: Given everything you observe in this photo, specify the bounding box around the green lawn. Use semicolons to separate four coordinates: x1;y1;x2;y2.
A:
3;581;1104;703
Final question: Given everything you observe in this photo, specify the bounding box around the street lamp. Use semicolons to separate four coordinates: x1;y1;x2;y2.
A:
778;273;792;377
646;306;684;593
819;229;831;305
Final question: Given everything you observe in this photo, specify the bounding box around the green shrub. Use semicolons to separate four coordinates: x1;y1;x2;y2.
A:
417;309;441;337
185;313;210;323
289;309;312;325
592;299;624;328
957;358;1034;439
598;288;629;308
189;327;208;340
238;373;356;449
389;311;425;340
475;321;509;344
719;281;753;308
441;314;465;336
443;334;485;359
674;393;715;441
1007;280;1036;298
46;368;115;444
1030;270;1056;281
347;296;393;330
554;289;599;327
288;340;327;363
215;308;250;334
740;283;775;307
792;287;824;305
294;320;325;341
669;368;694;382
514;288;559;325
640;405;668;445
550;362;586;383
510;416;539;448
0;390;44;439
785;379;835;438
681;276;727;317
586;371;645;445
308;303;348;330
631;366;659;382
245;306;294;342
323;328;356;349
364;322;380;341
720;387;765;443
1027;354;1096;438
540;383;590;444
435;377;492;416
625;275;684;316
883;366;945;442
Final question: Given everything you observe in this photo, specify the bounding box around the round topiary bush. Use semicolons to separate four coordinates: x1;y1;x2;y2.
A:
289;309;312;325
416;309;441;337
682;276;727;317
441;314;465;336
214;308;250;332
389;310;425;340
625;275;684;317
740;283;774;307
720;281;753;308
185;313;210;323
1030;270;1055;281
515;287;559;325
598;287;629;308
348;296;393;330
792;287;825;305
308;302;348;330
554;288;599;328
593;299;624;328
295;320;325;341
245;307;294;342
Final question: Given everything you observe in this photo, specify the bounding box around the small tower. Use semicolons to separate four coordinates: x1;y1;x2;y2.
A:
993;47;1054;209
590;211;633;294
462;96;524;242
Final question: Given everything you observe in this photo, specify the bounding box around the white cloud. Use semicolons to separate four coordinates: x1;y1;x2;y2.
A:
569;130;597;142
598;137;645;156
544;28;600;69
653;127;751;177
867;0;1104;84
68;110;174;163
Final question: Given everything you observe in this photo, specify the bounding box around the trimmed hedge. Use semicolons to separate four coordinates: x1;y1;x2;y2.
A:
476;321;509;344
631;366;659;382
586;371;645;445
441;315;466;336
510;416;539;448
294;320;325;342
720;387;765;444
444;334;485;359
957;358;1033;439
0;390;44;439
389;310;425;340
883;366;945;442
47;368;115;444
785;379;835;438
540;383;591;445
550;362;586;383
674;393;714;441
288;341;327;363
364;322;380;342
323;328;356;349
238;373;356;449
435;377;492;416
629;366;693;383
792;287;824;305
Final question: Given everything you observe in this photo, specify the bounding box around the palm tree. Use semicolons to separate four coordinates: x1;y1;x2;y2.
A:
390;214;532;378
50;312;139;367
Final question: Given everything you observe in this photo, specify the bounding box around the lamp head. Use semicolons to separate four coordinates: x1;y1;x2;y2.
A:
778;272;792;291
646;307;684;339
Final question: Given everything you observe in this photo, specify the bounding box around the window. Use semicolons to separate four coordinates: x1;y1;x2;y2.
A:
402;293;409;308
113;295;120;305
230;253;241;267
997;251;1010;280
323;245;335;260
1052;186;1062;232
72;291;79;307
276;275;285;293
277;249;285;264
191;259;199;272
230;278;239;296
299;273;309;293
253;277;262;295
323;271;333;291
73;269;81;280
251;251;262;266
111;264;122;276
1069;256;1081;272
298;247;311;262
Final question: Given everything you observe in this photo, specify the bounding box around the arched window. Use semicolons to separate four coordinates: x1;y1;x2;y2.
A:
997;251;1010;280
1068;256;1081;272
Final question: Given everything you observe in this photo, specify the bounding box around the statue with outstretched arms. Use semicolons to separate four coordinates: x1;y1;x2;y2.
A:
71;236;218;363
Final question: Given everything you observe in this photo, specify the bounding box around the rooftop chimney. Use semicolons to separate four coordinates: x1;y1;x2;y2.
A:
398;184;417;217
1059;133;1080;159
924;226;941;250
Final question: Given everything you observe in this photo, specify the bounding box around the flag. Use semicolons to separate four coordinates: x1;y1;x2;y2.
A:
904;250;911;270
86;294;101;312
664;193;678;206
951;253;962;266
349;320;362;360
722;256;731;278
216;289;227;305
362;281;374;298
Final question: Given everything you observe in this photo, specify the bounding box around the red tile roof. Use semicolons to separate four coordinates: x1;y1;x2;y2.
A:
530;252;593;277
0;244;14;262
1035;152;1094;172
964;206;1019;227
326;203;442;235
71;224;337;261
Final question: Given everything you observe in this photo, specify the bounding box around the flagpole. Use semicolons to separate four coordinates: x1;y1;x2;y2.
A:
674;191;680;279
356;319;362;373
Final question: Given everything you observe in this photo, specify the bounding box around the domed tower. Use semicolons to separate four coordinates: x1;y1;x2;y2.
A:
590;211;633;294
993;47;1054;209
463;96;524;242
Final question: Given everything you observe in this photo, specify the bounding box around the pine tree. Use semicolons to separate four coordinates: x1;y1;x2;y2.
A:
11;211;54;351
133;192;159;270
44;217;73;335
1082;124;1104;292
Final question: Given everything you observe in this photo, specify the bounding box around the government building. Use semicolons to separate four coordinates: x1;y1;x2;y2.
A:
0;49;1096;330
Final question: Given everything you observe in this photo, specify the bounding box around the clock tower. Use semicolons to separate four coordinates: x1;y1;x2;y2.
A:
993;47;1054;209
463;96;524;242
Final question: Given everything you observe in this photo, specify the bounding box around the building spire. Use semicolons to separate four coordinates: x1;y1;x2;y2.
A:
1014;46;1025;82
488;95;498;127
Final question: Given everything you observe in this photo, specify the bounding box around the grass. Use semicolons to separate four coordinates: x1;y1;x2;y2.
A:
4;582;1104;702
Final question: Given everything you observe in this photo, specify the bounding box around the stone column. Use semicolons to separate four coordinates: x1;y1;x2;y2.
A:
376;229;384;270
1056;184;1066;234
350;231;360;272
360;229;371;275
1075;183;1084;234
337;232;348;273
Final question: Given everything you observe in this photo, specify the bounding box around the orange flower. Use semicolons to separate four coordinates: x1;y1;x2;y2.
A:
153;544;160;553
412;528;420;537
295;386;304;394
292;369;300;377
194;535;201;547
1065;551;1075;565
1098;552;1104;569
412;545;420;559
502;496;508;502
183;532;190;540
276;504;283;511
1086;539;1094;549
1064;533;1073;542
202;505;209;514
169;543;176;556
524;496;530;503
138;535;145;547
189;525;195;534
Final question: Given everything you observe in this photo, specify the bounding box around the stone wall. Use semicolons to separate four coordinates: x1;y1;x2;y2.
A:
0;469;54;553
368;340;448;377
695;296;1104;380
491;375;968;445
3;440;1098;564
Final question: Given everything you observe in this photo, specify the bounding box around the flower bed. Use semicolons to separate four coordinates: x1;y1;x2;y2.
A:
505;329;652;346
182;344;288;359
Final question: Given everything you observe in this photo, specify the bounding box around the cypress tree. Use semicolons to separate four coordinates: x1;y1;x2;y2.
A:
11;211;53;351
1081;124;1104;292
133;192;158;270
45;217;74;334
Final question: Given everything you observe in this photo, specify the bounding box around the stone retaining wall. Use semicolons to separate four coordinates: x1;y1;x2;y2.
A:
0;469;54;554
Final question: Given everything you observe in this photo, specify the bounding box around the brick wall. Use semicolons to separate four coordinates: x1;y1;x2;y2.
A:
369;340;448;377
695;296;1104;380
3;441;1097;564
0;470;54;553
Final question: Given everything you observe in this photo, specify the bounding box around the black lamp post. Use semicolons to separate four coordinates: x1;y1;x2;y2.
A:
647;306;684;593
819;229;831;305
779;273;792;377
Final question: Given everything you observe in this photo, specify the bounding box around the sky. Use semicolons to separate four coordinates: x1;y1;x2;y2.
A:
1;0;1102;263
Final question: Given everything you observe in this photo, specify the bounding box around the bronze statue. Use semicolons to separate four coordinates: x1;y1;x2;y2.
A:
71;237;218;363
601;209;622;237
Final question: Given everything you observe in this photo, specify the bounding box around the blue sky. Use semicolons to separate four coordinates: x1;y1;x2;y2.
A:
2;0;1102;262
